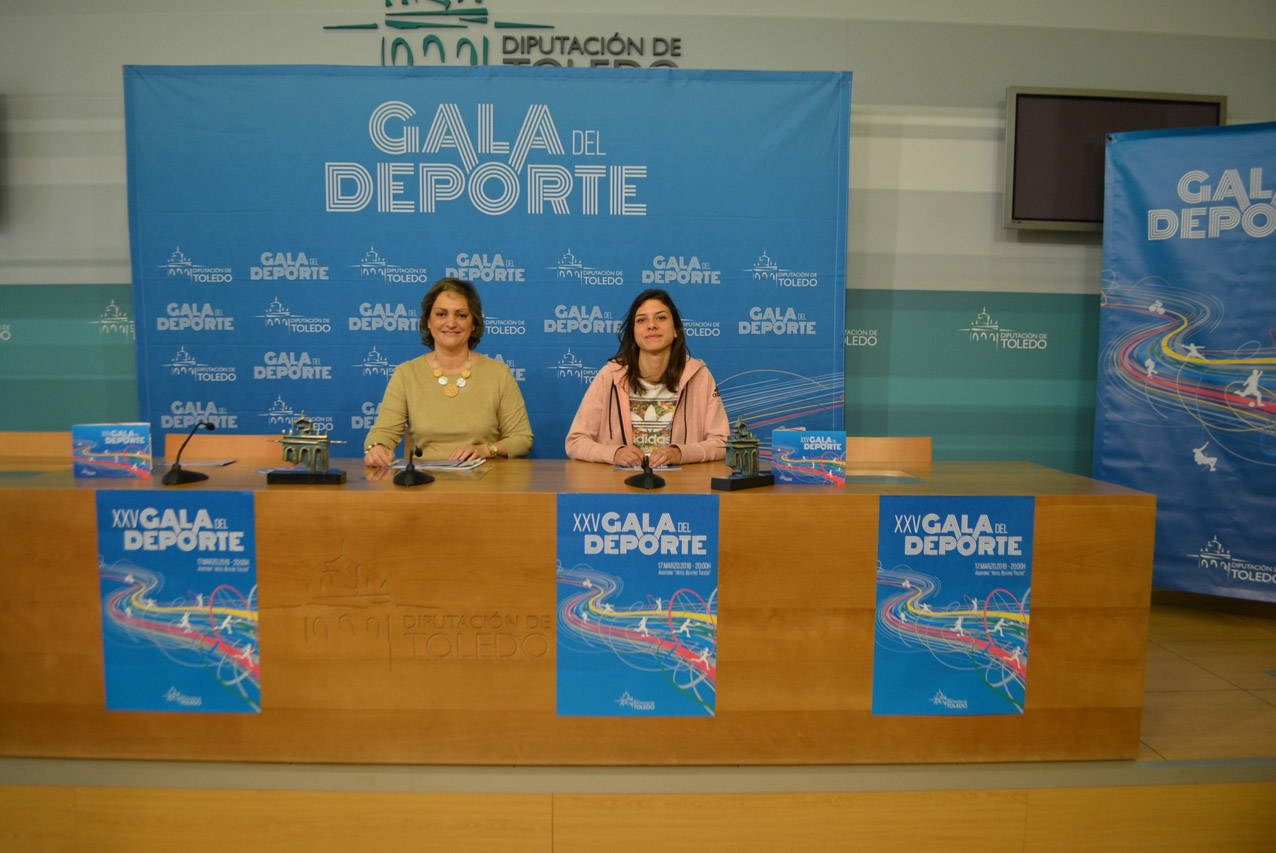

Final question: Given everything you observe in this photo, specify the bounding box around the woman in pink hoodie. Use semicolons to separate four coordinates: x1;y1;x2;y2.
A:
566;289;729;467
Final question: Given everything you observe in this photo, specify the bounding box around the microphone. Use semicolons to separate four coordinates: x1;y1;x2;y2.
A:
393;421;433;487
625;454;665;490
162;421;214;486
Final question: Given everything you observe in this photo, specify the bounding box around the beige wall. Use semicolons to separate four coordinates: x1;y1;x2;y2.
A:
2;0;1274;292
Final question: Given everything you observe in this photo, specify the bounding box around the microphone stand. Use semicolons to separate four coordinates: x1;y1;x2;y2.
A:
162;421;214;486
624;454;665;490
393;422;433;487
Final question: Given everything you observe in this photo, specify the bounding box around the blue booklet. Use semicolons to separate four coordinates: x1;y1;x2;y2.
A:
771;428;846;485
73;423;153;478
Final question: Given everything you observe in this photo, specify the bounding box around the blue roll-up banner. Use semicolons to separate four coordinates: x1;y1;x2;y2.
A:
557;493;718;716
96;490;259;712
124;66;850;458
873;495;1034;716
1095;122;1276;602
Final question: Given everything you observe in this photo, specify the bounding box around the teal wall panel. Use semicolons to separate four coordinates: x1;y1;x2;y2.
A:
0;284;137;430
846;289;1100;475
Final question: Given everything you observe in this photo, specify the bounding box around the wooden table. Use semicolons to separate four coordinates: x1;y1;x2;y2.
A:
0;456;1154;764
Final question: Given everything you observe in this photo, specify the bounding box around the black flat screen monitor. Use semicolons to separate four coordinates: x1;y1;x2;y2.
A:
1004;87;1227;232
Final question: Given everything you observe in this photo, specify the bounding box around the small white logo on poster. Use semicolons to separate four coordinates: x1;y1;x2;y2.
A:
348;302;419;332
161;400;237;430
357;346;395;378
253;351;332;381
743;250;819;287
167;347;197;375
551;349;600;385
549;248;624;287
157;302;235;333
0;323;10;342
159;247;234;283
1193;536;1231;571
1190;536;1276;586
738;306;816;336
846;328;878;347
615;690;656;711
930;689;968;710
93;300;136;340
257;297;332;334
161;247;193;276
257;395;317;429
165;347;237;382
683;317;721;338
642;255;720;285
259;396;334;432
485;314;527;337
446;251;526;283
354;246;431;283
164;686;202;707
251;251;329;281
544;305;621;335
958;307;1047;351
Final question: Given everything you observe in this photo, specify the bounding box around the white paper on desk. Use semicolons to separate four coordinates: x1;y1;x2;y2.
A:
613;464;681;471
390;458;485;472
178;459;238;468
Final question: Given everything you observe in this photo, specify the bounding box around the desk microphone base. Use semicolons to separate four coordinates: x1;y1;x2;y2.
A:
267;469;347;485
624;470;666;490
393;467;434;486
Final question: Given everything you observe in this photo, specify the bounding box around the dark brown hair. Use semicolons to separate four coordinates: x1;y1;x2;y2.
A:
610;288;688;394
419;277;484;349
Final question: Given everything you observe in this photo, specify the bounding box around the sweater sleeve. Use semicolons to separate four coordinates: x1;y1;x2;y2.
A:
675;368;729;463
494;364;534;458
565;369;623;463
364;365;408;452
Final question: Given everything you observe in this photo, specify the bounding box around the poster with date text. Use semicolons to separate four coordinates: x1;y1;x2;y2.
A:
873;495;1034;716
96;489;259;712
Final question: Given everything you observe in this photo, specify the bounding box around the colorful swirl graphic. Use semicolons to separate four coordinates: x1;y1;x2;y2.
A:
1100;272;1276;466
100;559;260;710
557;561;716;714
876;562;1029;712
770;444;846;485
716;369;846;456
74;441;151;477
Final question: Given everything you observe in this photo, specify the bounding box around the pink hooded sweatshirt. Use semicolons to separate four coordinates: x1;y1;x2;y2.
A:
565;357;729;464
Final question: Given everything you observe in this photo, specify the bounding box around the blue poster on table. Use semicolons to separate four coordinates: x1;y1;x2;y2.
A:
96;490;259;712
557;493;718;716
873;495;1034;716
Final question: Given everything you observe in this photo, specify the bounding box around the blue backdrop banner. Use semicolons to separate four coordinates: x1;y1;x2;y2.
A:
124;65;850;459
1095;122;1276;602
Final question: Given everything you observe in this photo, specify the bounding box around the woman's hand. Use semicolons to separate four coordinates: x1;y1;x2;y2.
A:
612;445;646;468
364;444;394;468
648;445;682;468
449;443;493;462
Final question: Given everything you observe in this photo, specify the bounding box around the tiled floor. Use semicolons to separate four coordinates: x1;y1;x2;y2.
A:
1140;589;1276;761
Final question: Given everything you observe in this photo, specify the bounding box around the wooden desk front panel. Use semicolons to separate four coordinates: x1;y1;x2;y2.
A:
0;460;1154;764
